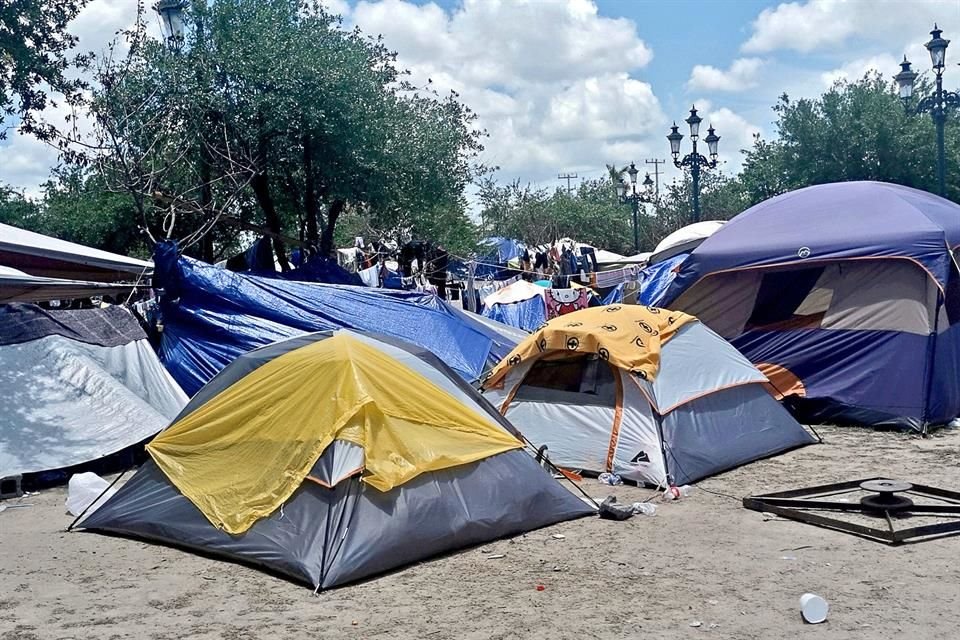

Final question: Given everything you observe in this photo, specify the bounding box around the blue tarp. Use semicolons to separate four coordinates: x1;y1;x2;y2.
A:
482;296;546;333
637;254;688;306
262;255;362;286
153;242;518;395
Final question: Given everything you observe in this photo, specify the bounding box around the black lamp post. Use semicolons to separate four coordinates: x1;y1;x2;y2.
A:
894;24;959;198
615;161;655;253
668;105;720;224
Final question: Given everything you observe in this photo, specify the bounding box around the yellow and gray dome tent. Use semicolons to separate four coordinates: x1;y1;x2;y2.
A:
78;330;593;589
481;305;816;487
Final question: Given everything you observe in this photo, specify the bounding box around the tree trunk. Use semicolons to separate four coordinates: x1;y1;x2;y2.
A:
252;116;291;271
320;199;346;256
251;172;291;271
302;133;319;245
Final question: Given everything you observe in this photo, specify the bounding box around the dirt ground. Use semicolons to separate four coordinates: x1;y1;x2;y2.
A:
2;425;959;640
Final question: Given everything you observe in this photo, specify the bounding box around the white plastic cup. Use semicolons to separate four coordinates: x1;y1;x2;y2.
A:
800;593;829;624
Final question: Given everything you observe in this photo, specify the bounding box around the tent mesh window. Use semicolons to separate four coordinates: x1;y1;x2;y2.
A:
745;266;827;331
516;356;616;406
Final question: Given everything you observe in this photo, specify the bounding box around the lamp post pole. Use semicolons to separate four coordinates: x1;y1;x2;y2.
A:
667;106;720;225
615;162;655;253
894;24;959;198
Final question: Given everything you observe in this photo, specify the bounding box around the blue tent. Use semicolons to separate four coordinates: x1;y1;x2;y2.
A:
656;181;960;431
153;242;518;395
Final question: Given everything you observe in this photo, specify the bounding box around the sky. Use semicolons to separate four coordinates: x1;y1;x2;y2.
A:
1;0;958;198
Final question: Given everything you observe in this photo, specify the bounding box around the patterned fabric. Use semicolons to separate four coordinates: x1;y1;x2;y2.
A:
482;304;695;388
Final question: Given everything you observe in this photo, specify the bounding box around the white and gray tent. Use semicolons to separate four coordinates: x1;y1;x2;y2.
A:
0;304;187;478
481;306;815;487
77;330;593;590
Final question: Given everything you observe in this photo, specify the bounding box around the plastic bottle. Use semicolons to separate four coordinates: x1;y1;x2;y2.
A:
662;485;692;501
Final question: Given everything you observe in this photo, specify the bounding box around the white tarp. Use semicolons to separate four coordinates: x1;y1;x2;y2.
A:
0;335;187;477
650;221;724;264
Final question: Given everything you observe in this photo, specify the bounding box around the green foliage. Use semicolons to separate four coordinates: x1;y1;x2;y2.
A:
86;0;484;262
0;0;89;139
740;73;960;204
478;177;635;254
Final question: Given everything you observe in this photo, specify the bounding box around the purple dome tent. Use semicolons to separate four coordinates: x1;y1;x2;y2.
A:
655;181;960;432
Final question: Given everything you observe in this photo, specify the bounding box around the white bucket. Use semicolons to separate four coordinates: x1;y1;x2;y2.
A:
800;593;829;624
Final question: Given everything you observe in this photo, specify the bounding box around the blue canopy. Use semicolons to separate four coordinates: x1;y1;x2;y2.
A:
663;181;960;303
153;242;518;395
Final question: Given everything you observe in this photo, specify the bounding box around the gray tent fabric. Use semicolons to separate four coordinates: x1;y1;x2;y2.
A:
79;450;592;590
0;304;145;347
660;383;815;485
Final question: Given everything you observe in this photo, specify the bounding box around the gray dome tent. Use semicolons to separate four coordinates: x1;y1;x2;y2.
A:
77;330;592;590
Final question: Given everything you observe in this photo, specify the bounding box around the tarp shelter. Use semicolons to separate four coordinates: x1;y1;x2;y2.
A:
481;280;594;332
657;181;960;431
482;305;814;486
0;222;152;282
0;267;139;304
152;242;518;395
0;304;187;478
79;330;592;590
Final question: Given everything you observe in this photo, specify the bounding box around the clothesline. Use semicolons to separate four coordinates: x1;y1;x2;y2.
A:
449;254;641;289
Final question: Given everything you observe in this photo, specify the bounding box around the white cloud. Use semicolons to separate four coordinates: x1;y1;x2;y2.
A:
352;0;653;88
688;58;764;92
743;0;958;54
819;53;899;87
350;0;661;185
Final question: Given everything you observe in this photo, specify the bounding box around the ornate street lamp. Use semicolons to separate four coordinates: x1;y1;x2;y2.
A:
668;105;720;224
614;161;655;253
894;24;959;198
155;0;188;48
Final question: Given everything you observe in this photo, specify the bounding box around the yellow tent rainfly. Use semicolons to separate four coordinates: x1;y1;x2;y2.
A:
146;332;523;534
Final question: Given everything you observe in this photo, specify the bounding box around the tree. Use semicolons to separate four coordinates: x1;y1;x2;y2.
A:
740;73;960;204
0;0;90;139
478;176;636;254
83;0;484;265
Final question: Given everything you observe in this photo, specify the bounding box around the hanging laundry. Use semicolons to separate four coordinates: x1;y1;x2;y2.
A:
544;288;590;319
358;264;380;288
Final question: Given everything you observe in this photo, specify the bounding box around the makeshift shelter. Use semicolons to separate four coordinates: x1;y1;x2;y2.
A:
79;330;592;590
482;305;814;486
481;280;594;332
0;266;139;304
657;181;960;431
152;242;519;395
0;222;152;282
0;304;187;478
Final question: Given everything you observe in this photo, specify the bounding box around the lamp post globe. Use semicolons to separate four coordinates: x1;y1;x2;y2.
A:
685;105;702;139
155;0;187;45
926;24;950;70
894;56;918;102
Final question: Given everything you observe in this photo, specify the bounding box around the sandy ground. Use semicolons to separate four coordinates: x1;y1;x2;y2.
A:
2;425;960;640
